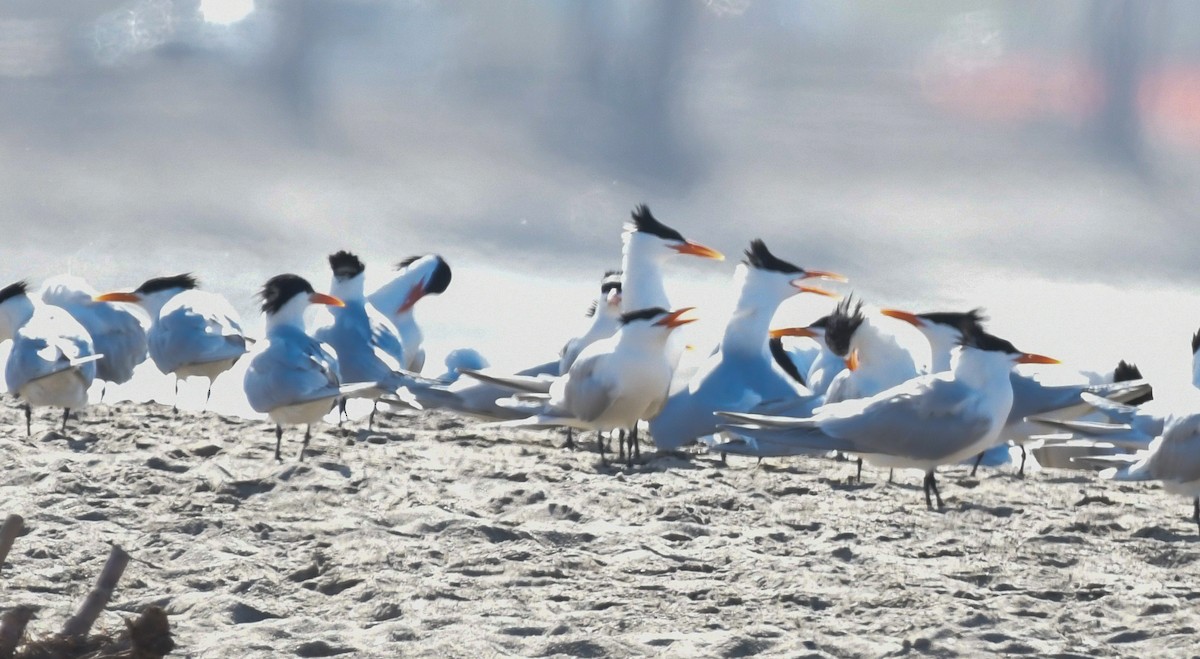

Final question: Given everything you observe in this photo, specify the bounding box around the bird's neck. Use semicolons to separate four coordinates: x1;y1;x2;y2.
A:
1192;351;1200;390
0;295;35;340
853;318;916;374
139;289;181;323
922;328;958;373
267;296;311;333
722;281;786;356
621;235;669;311
951;347;1010;389
331;276;365;302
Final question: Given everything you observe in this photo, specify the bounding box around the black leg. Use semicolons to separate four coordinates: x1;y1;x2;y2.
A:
61;408;70;433
855;457;863;483
1018;445;1027;478
204;380;213;411
173;379;179;414
631;425;641;460
924;470;945;510
99;381;107;403
970;451;984;476
24;403;31;437
338;398;347;427
888;469;894;484
617;429;626;463
1193;498;1198;535
597;431;606;465
369;401;377;431
565;428;574;449
274;424;283;461
299;424;312;462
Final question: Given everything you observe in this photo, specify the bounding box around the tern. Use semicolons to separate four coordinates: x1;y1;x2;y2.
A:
478;307;698;464
880;307;1152;475
96;274;249;411
648;239;842;451
715;329;1060;509
1074;399;1200;534
243;274;352;461
367;254;452;373
39;275;149;399
314;250;419;428
0;281;103;435
620;204;723;312
771;316;846;398
561;270;624;374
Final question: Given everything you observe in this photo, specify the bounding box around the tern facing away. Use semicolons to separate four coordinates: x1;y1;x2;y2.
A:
96;274;249;411
480;307;698;464
313;250;416;428
715;329;1059;509
243;274;352;461
648;239;842;451
0;281;103;435
39;274;148;397
366;254;452;373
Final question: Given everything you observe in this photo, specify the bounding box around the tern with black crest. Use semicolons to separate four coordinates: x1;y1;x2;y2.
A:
368;254;452;373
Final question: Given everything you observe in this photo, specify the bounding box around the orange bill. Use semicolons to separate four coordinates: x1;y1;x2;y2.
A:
769;326;817;339
793;285;839;298
670;240;724;260
798;269;848;283
846;349;860;371
94;292;141;303
1017;352;1060;365
655;307;698;328
880;308;923;328
309;292;345;307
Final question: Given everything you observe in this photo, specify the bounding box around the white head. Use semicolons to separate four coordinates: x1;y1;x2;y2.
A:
327;250;367;301
257;274;345;330
95;273;200;320
39;274;98;307
0;280;34;340
881;308;988;372
621;204;724;264
618;306;699;343
736;239;844;306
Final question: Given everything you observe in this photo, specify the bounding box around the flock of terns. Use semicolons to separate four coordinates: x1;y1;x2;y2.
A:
3;206;1199;530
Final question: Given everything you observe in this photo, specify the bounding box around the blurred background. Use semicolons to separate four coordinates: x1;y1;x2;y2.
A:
2;0;1199;411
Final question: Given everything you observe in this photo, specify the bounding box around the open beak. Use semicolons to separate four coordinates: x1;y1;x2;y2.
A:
310;292;344;307
880;308;924;328
798;269;848;283
607;291;623;307
655;307;698;329
792;285;839;298
94;292;142;303
769;326;817;339
398;281;427;313
670;240;724;261
846;349;860;371
1017;352;1060;365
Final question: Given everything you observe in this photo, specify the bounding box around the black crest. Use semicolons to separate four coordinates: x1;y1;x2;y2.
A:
134;274;198;295
1192;328;1200;355
600;269;623;295
629;205;684;242
919;309;988;336
824;297;866;357
258;274;315;314
0;280;29;305
962;330;1020;355
395;255;423;270
808;314;831;331
743;239;804;274
328;251;366;279
425;256;452;295
585;301;598;318
620;307;669;325
1113;359;1153;404
769;337;806;386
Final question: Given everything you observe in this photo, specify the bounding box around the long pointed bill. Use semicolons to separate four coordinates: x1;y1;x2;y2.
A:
309;292;345;307
798;269;848;283
879;308;923;328
655;307;698;329
398;282;427;313
769;326;817;339
1017;352;1061;365
792;285;839;298
846;349;860;371
670;240;724;261
94;292;142;303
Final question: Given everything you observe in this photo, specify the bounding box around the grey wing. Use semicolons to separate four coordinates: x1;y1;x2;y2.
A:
244;340;340;413
819;376;993;461
1142;414;1200;483
558;356;617;423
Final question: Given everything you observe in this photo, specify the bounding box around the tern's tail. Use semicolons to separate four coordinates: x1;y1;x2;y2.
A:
459;369;555;395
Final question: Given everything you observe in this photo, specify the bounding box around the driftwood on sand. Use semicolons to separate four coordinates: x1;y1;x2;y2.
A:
0;537;174;659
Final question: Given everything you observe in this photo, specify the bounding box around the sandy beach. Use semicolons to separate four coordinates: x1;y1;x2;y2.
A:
2;397;1198;657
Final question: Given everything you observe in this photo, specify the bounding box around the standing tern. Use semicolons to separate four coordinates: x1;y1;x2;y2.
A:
1074;400;1200;534
480;307;698;465
39;275;148;399
96;274;249;411
881;307;1152;476
314;250;418;428
367;254;452;373
243;274;351;461
714;329;1060;510
0;281;103;435
648;239;842;451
